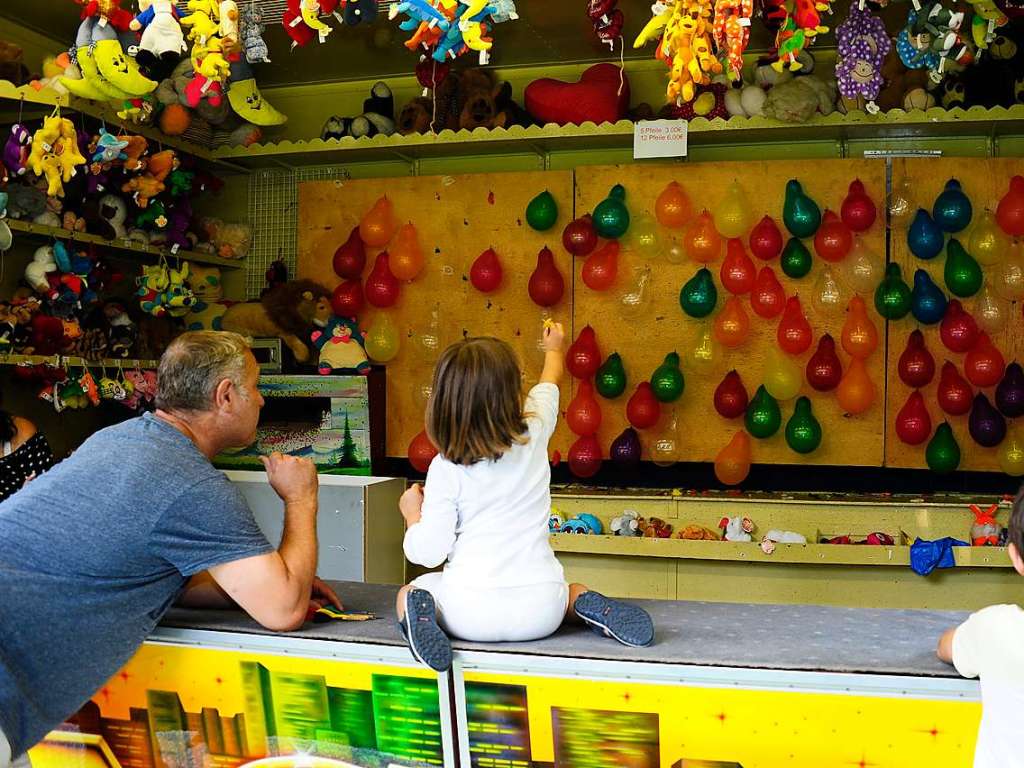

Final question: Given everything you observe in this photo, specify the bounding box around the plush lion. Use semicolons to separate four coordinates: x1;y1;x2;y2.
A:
221;279;331;363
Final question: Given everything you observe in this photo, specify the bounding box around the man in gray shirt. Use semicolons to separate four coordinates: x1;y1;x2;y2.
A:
0;331;340;766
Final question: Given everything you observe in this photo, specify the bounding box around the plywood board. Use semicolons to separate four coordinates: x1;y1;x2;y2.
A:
886;158;1024;471
297;171;575;458
573;160;888;468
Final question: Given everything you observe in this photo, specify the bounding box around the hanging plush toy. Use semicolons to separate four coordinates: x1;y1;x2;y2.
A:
130;0;187;66
241;2;271;62
713;0;754;81
90;128;129;165
634;0;723;104
28;116;85;198
3;124;31;178
836;4;891;113
180;0;220;44
296;0;333;43
587;0;625;50
389;0;517;64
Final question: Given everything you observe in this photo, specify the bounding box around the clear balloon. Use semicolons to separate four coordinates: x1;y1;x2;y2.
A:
993;240;1024;301
812;266;845;317
763;346;802;401
843;238;881;295
412;301;444;364
888;176;915;221
664;234;687;264
412;376;434;410
650;408;679;467
684;321;723;379
972;283;1009;334
364;312;400;362
618;264;653;320
968;210;1010;267
713;180;753;240
715;430;751;485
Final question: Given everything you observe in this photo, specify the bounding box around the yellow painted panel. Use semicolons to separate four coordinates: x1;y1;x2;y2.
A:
557;553;676;600
573;160;888;468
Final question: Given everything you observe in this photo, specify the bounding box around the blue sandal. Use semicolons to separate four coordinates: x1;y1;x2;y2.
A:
399;588;452;672
574;591;655;648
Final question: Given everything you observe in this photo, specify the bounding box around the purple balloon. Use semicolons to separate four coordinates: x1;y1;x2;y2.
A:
610;427;642;467
996;362;1024;418
969;393;1007;448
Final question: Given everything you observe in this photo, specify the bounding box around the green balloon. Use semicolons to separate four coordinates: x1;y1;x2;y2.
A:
780;237;813;279
651;352;685;402
874;263;912;320
944;238;983;298
926;421;961;473
745;385;781;439
785;396;822;454
593;184;630;238
783;179;821;239
526;190;558;231
680;267;718;318
596;352;627;399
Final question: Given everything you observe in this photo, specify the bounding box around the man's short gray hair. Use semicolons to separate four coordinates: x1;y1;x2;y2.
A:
155;331;251;412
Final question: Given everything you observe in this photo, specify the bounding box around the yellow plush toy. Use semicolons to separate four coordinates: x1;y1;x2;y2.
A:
180;1;219;44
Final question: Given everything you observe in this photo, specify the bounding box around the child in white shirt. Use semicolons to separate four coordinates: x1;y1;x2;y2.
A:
396;323;654;671
937;491;1024;768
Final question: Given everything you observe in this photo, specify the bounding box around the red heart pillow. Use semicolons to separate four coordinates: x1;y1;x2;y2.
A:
525;63;630;127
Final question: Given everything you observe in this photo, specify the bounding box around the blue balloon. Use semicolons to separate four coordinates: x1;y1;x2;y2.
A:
911;268;948;324
932;179;973;233
908;209;945;260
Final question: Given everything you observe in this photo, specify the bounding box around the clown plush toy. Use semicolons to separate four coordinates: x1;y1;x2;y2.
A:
311;315;370;374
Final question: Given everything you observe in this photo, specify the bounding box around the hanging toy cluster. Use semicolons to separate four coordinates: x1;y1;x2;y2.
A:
587;0;625;50
758;0;832;74
388;0;519;65
889;174;1024;475
895;0;1007;86
286;0;378;48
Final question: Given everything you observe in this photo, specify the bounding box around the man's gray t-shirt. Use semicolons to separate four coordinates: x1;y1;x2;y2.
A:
0;413;273;757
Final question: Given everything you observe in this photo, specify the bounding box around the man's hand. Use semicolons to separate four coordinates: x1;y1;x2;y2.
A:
309;577;342;611
542;321;565;352
260;451;318;505
400;483;424;527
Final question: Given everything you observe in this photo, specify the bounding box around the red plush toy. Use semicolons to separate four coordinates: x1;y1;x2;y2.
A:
524;63;630;126
587;0;624;49
282;0;316;48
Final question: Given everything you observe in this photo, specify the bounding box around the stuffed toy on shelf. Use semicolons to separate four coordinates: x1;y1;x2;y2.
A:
311;315;371;374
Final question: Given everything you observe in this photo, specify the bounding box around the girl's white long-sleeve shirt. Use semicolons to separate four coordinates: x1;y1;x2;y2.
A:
403;383;566;589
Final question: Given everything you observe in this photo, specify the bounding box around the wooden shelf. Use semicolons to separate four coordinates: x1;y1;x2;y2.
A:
0;353;159;369
210;105;1024;169
550;533;1013;568
7;219;245;270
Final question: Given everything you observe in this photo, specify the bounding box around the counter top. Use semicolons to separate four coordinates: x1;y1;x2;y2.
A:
160;581;970;679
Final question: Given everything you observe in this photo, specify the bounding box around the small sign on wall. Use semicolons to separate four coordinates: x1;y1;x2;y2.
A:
633;120;689;159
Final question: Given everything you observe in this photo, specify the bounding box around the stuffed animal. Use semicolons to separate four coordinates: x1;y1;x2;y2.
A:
24;246;58;297
220;279;332;363
98;193;129;237
524;63;629;126
103;302;137;357
639;516;673;537
760;70;838;122
311;315;371;374
559;513;603;534
835;5;890;113
970;503;1001;546
719;515;755;542
676;524;721;540
6;185;46;221
241;3;271;62
130;0;188;66
184;263;231;330
122;135;149;171
320;81;396;140
91;128;129;165
3;124;31;178
610;509;641;536
548;509;564;532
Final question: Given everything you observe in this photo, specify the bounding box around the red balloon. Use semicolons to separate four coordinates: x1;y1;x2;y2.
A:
749;215;784;260
528;246;565;307
331;279;364;317
937;361;974;416
714;370;749;419
964;332;1006;388
750;266;786;319
566;325;602;379
408;429;438;473
626;381;661;429
562;214;598;257
777;295;813;355
895;391;932;446
996;175;1024;236
567;379;603;436
840;179;877;233
720;238;756;294
568;434;602;478
333;226;367;279
806;333;843;391
940;299;980;354
581;240;619;291
364;251;400;308
470;247;503;293
814;210;853;263
898;330;935;388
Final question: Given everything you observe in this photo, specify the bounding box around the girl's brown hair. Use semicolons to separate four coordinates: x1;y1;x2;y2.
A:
426;337;528;465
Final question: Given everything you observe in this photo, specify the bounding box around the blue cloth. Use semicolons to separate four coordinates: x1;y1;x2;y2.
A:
0;413;273;758
910;536;969;576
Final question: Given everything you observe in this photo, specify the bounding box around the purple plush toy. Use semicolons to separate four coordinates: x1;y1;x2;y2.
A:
3;124;31;178
164;196;194;251
836;5;891;114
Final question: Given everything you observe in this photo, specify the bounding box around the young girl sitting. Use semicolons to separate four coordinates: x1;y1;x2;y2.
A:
396;322;654;672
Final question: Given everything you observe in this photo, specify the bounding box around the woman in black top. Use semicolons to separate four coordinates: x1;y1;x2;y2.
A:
0;398;55;503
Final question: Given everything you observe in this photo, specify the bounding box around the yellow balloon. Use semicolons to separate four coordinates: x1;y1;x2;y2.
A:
713;180;753;240
684;321;723;379
763;347;802;401
365;312;400;362
968;210;1009;267
1000;427;1024;477
628;215;663;261
994;241;1024;302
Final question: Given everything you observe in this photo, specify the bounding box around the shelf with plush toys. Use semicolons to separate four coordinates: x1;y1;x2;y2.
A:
6;218;244;270
0;352;160;369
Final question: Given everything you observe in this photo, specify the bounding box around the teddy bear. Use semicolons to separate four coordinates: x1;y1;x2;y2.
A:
311;314;371;374
676;524;721;540
220;279;332;363
638;517;673;538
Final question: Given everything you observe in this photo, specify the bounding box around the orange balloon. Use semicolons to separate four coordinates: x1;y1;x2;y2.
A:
714;295;751;348
390;222;425;281
836;357;876;415
715;430;751;485
684;210;723;263
655;180;693;229
360;196;398;247
841;295;878;360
